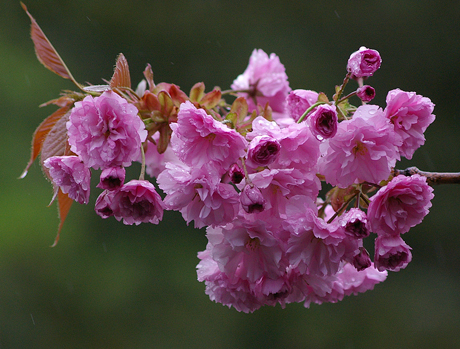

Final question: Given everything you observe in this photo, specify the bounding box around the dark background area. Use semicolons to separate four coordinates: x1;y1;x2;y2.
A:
1;1;460;348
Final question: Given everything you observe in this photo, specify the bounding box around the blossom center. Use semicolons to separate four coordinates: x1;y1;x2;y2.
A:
245;237;260;251
353;141;368;156
206;133;216;142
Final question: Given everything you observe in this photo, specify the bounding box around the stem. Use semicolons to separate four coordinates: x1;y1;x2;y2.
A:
327;192;358;224
220;88;252;95
334;72;352;103
393;167;460;185
336;90;357;105
240;157;252;186
297;102;326;123
336;105;348;121
139;143;146;181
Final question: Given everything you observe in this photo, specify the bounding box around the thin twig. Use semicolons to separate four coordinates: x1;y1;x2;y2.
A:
393;167;460;185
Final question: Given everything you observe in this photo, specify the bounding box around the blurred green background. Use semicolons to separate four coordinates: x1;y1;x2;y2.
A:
2;0;460;348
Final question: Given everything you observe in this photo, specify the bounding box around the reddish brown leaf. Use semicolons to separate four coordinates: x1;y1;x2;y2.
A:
50;189;73;247
143;64;155;91
37;111;73;247
326;186;358;212
19;106;71;179
39;110;71;171
143;91;161;112
21;2;80;88
169;85;188;106
189;82;205;102
158;91;174;117
200;89;222;109
110;53;131;89
40;96;75;108
230;97;249;124
157;123;172;154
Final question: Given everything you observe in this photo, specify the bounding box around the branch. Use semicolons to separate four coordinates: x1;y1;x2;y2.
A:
393;167;460;185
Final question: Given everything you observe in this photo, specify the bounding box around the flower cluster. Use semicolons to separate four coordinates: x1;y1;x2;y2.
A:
24;16;436;314
45;91;164;227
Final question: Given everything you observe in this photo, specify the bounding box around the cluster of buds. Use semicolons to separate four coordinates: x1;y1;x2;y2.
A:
22;5;437;313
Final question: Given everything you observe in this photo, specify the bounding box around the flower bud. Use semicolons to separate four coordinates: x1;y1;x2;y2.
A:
356;85;376;102
95;190;115;218
97;167;126;190
340;208;369;239
353;247;372;271
374;235;412;272
347;47;381;78
240;185;265;213
247;135;281;167
111;180;165;225
228;163;244;184
307;104;338;140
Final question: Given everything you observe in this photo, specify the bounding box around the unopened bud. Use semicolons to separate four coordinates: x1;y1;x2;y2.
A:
95;190;115;218
341;208;369;239
228;164;244;184
374;235;412;272
353;247;372;271
247;135;281;167
356;85;376;102
240;185;265;213
307;104;338;140
97;167;126;190
347;47;382;79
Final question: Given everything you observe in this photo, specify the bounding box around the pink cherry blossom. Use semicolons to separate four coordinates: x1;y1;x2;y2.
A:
196;219;304;312
95;190;115;218
240;185;265;214
246;135;281;168
300;272;344;307
347;47;382;78
286;209;358;277
43;155;91;204
97;167;125;190
170;101;247;171
197;249;264;313
374;235;412;272
157;162;239;228
307;104;338;140
356;85;376;102
337;263;387;296
245;168;321;219
384;88;435;160
247;116;320;172
67;91;147;170
231;49;291;113
142;137;180;178
302;263;387;307
317;104;401;188
206;219;285;283
339;208;369;239
352;247;372;271
286;89;319;122
367;174;434;236
110;180;164;225
228;163;244;184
